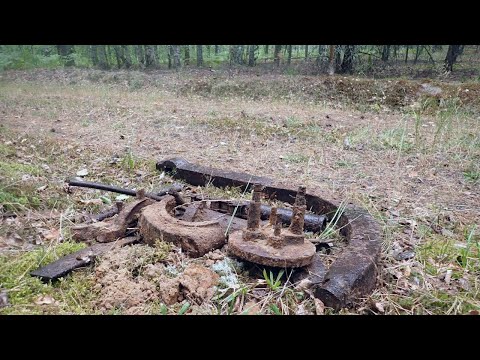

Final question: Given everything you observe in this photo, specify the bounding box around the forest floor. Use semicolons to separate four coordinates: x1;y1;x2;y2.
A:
0;68;479;315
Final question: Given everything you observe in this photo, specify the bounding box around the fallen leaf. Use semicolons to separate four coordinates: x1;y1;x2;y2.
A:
294;278;313;291
115;194;130;201
469;310;479;315
100;196;112;205
295;304;310;315
35;295;57;305
314;298;325;315
43;228;60;241
444;269;452;285
0;290;9;308
441;228;455;238
242;301;261;315
80;199;103;206
36;184;48;192
76;168;89;177
375;302;385;313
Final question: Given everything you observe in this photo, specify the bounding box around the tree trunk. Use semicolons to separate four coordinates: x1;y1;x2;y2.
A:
444;45;462;72
264;45;269;55
273;45;282;67
144;45;157;68
393;45;398;59
335;46;342;73
405;46;409;64
196;45;203;66
122;45;132;68
56;45;75;67
113;46;122;68
230;45;243;64
248;45;256;67
184;45;190;65
328;45;335;75
90;45;98;66
173;45;181;69
167;45;172;69
414;45;421;64
136;45;145;67
287;45;292;65
305;45;309;60
381;45;390;61
215;45;220;55
340;45;355;74
97;45;109;69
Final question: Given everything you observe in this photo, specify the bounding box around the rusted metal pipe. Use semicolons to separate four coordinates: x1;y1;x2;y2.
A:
67;178;183;201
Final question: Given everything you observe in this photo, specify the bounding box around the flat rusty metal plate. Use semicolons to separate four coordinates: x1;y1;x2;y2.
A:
31;237;139;281
228;230;316;268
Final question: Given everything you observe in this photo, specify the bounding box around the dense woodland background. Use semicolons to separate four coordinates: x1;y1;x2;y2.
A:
0;45;477;78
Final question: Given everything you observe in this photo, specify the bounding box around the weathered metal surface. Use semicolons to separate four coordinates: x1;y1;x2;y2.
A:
228;185;316;268
156;157;382;310
179;202;253;233
196;199;327;233
139;196;226;257
72;196;155;243
30;237;139;281
292;253;328;286
157;158;272;190
67;178;184;201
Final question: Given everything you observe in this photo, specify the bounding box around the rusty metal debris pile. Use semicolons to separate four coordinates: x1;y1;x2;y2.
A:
31;157;382;310
228;184;316;268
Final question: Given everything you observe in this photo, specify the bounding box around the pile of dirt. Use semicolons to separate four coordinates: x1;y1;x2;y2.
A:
93;244;219;314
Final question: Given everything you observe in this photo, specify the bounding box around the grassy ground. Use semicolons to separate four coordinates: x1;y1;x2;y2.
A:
0;68;479;315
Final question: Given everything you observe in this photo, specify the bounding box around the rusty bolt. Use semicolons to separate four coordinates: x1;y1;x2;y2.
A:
269;206;278;226
274;222;281;236
295;185;307;207
247;183;262;230
289;186;307;235
116;201;124;212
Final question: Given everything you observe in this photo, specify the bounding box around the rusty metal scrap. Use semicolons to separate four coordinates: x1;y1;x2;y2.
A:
228;185;316;268
72;193;155;243
67;178;183;201
31;237;139;281
156;157;383;310
139;196;227;257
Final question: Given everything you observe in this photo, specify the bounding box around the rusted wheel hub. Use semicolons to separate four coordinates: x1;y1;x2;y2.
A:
228;184;316;268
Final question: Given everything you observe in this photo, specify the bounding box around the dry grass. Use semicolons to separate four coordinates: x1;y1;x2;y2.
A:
0;68;479;314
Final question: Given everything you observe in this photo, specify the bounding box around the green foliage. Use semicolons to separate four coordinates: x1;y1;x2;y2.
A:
121;148;136;172
0;241;88;314
178;301;190;315
263;269;284;291
269;303;282;315
0;161;42;211
463;166;480;183
458;226;479;269
0;46;62;71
